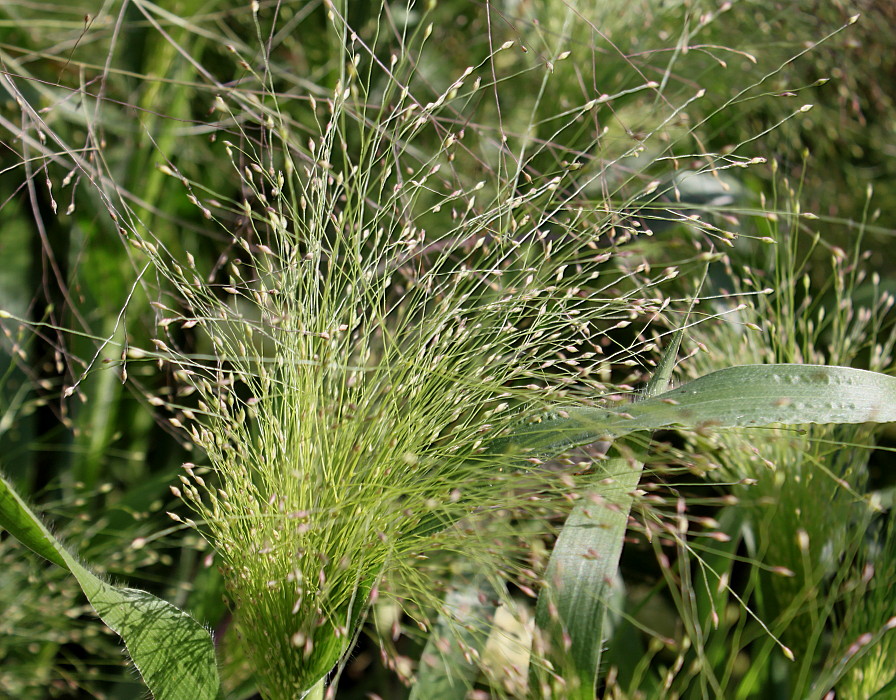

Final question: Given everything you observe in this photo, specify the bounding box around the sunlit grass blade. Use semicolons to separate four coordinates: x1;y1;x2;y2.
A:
506;364;896;457
0;472;221;700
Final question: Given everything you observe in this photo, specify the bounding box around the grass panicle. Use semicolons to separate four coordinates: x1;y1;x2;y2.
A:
2;1;895;698
121;6;703;695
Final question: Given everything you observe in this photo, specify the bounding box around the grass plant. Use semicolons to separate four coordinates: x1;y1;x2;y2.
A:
1;1;896;699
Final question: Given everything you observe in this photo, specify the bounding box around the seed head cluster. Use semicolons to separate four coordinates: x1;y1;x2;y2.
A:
124;23;688;695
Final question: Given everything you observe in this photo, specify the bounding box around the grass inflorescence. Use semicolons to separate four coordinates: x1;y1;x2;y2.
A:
123;6;696;694
3;1;896;698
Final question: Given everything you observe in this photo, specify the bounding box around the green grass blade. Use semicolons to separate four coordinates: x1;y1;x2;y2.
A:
643;272;698;400
531;455;643;699
0;473;221;700
507;364;896;457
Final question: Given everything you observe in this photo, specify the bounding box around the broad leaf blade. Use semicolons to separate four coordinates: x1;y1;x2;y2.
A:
509;364;896;457
532;455;643;699
0;473;221;700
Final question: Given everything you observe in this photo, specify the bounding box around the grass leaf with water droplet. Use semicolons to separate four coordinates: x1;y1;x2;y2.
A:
509;365;896;458
525;362;896;698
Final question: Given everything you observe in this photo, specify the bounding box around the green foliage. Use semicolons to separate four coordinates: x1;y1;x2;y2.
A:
0;472;220;700
1;0;896;698
410;572;500;700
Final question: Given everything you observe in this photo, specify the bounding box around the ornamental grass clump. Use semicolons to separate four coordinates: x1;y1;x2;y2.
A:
3;1;711;693
7;3;896;698
137;38;674;699
153;122;644;696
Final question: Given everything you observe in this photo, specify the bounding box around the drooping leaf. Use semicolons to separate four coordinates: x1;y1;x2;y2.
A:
0;473;221;700
530;454;644;698
530;323;685;698
506;364;896;458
